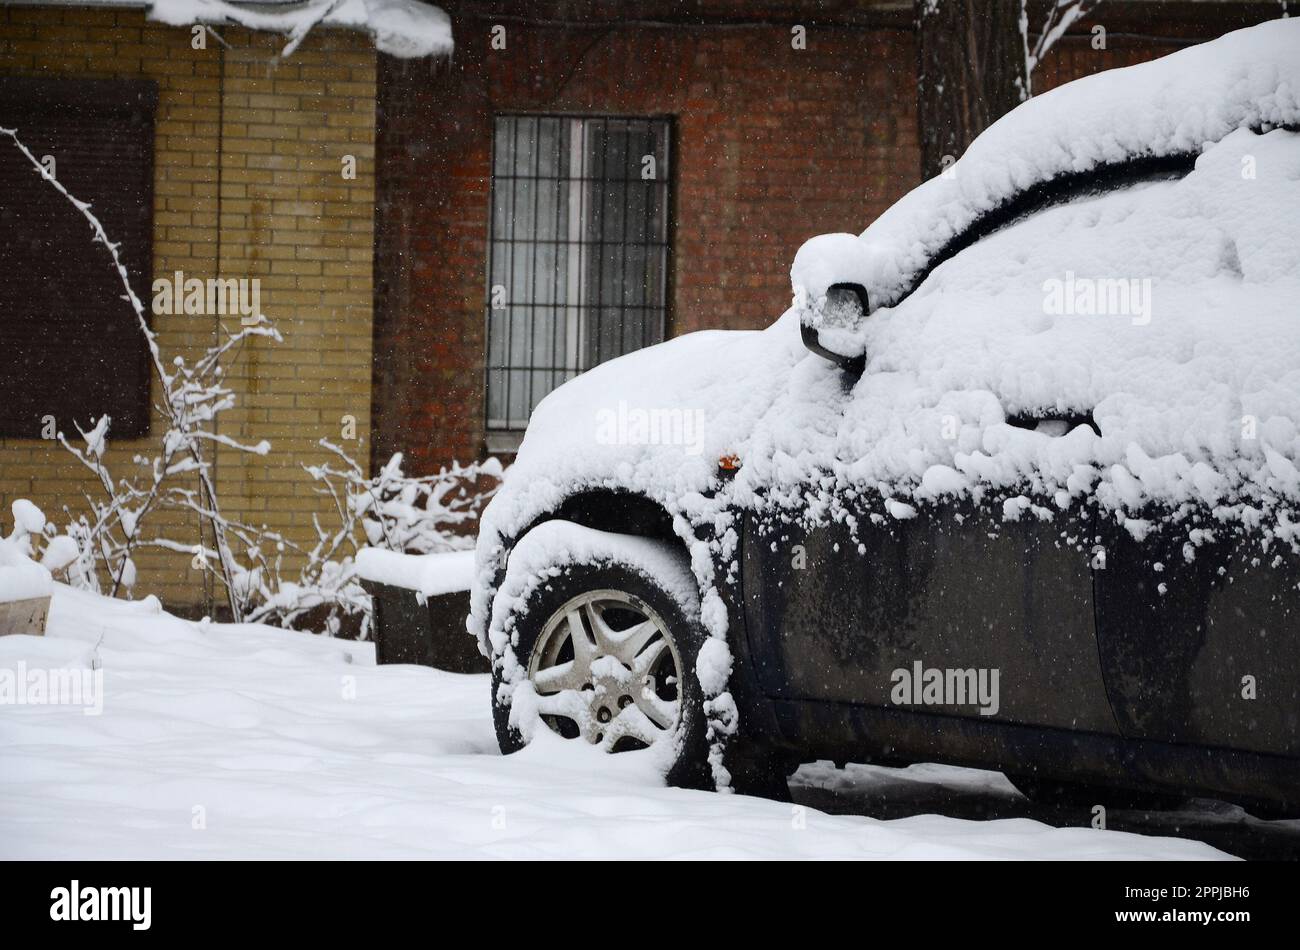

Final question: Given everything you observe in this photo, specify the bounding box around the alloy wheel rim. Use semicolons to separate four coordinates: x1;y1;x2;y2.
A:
527;589;682;751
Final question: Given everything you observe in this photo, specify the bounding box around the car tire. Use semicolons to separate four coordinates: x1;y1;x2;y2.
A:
491;539;714;791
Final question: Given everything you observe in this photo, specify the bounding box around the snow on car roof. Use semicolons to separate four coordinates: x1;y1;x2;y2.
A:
793;16;1300;311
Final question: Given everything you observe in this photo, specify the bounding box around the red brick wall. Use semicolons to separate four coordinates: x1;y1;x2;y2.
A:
373;0;1281;474
373;3;918;472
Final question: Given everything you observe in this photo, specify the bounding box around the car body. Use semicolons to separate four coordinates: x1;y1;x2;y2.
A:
470;19;1300;812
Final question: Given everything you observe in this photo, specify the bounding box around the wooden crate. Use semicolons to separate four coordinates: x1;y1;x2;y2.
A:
361;580;487;673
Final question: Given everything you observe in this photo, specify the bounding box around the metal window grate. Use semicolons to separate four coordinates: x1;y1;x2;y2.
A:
485;114;672;432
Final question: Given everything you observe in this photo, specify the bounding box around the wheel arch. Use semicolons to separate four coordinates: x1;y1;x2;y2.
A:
512;488;682;549
484;489;695;658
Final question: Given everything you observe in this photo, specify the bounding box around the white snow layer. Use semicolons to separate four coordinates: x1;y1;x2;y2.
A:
0;540;53;604
470;20;1300;672
1;503;54;604
148;0;453;58
0;585;1229;859
356;547;474;597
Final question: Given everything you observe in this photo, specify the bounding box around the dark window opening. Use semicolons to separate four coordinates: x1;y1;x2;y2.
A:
0;77;156;440
485;114;672;434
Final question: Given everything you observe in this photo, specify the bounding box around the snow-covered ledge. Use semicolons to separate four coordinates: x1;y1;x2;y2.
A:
21;0;453;59
356;548;474;599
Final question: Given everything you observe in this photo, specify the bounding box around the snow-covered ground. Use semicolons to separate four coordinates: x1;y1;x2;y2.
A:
0;586;1230;859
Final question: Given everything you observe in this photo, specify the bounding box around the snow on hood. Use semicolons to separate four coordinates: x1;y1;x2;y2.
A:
792;16;1300;313
470;18;1300;655
468;321;810;653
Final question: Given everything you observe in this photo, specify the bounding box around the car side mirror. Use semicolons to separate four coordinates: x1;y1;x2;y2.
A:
822;283;870;328
800;282;869;376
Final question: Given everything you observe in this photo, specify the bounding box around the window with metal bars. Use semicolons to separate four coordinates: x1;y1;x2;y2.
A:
485;114;672;436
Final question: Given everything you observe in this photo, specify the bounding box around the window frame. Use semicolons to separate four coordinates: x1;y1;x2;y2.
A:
482;112;675;445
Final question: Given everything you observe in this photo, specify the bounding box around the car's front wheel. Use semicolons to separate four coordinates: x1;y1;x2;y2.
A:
491;536;713;790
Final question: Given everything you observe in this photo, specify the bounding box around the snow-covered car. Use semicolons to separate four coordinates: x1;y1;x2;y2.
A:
469;19;1300;811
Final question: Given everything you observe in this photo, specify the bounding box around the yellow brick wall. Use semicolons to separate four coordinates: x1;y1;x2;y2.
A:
0;7;377;611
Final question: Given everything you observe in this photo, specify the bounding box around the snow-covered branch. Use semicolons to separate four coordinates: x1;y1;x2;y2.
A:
5;123;499;636
3;125;283;618
239;446;503;636
1020;0;1103;98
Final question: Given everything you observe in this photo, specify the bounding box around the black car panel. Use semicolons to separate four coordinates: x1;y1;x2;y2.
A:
1094;520;1300;757
742;498;1116;735
762;694;1300;812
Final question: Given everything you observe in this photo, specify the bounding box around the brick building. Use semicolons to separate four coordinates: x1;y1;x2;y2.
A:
0;0;1284;608
0;2;382;604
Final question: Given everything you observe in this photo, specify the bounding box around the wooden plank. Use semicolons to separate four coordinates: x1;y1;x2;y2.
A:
0;595;51;636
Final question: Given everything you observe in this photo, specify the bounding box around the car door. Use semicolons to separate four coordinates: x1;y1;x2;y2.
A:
1093;520;1300;756
742;485;1117;734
